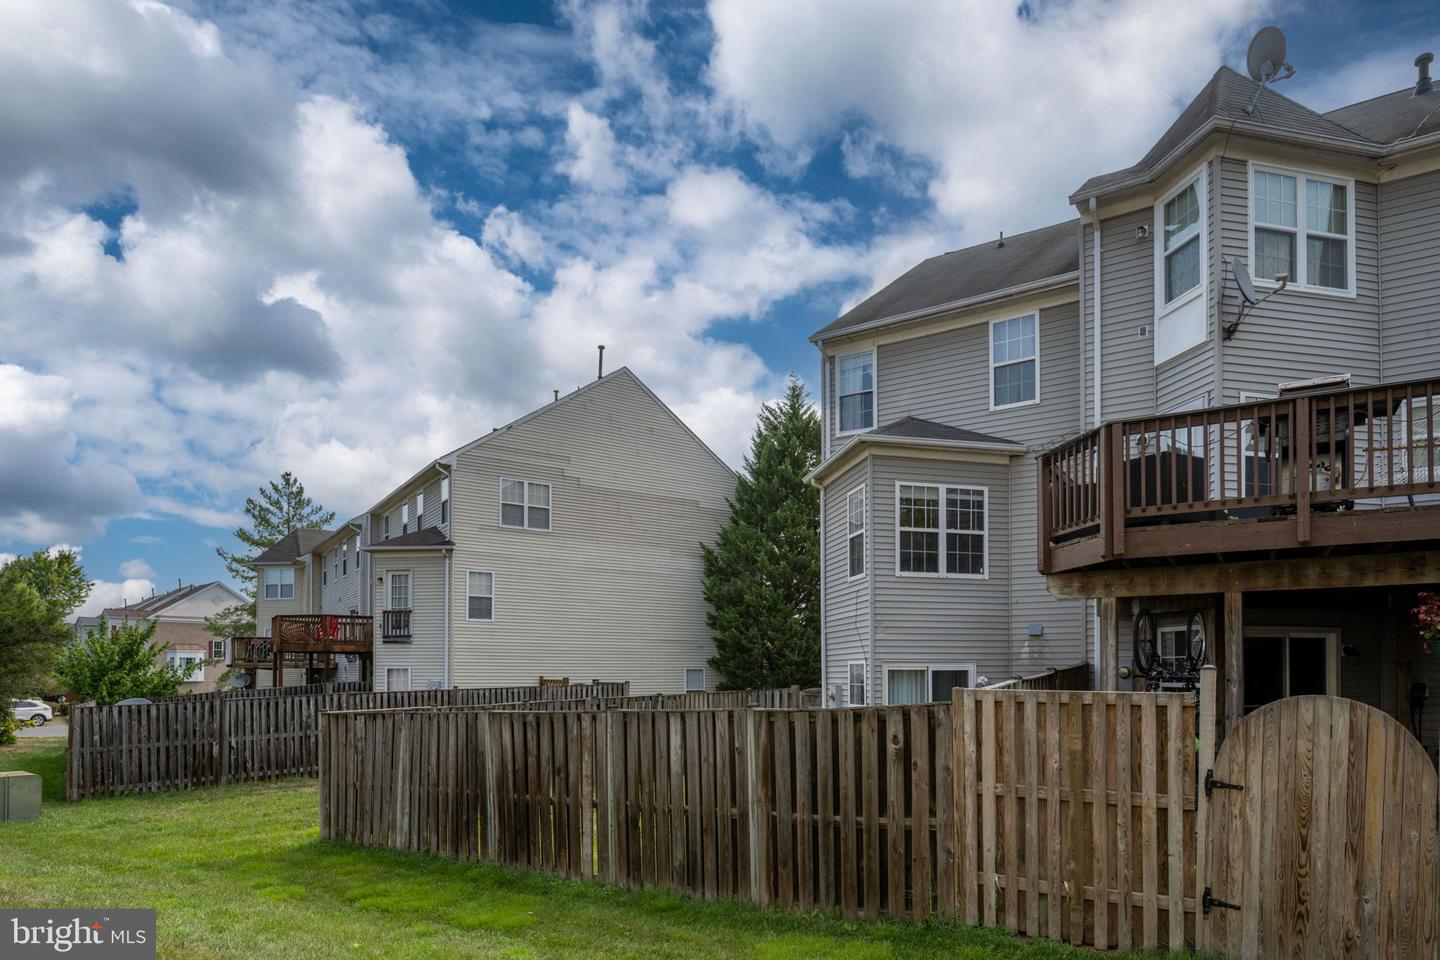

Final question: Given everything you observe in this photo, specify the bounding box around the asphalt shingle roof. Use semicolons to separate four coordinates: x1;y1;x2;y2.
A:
1324;87;1440;144
369;527;454;549
251;528;336;564
872;416;1020;447
812;219;1079;341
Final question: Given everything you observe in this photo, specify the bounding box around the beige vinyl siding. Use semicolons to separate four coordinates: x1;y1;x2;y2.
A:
821;460;872;704
255;561;308;635
371;551;448;690
1378;168;1440;382
1083;207;1160;423
1218;158;1382;401
446;371;735;695
869;454;1011;685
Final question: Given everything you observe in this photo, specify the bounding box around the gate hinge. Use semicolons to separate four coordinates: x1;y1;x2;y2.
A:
1204;769;1244;798
1202;886;1242;915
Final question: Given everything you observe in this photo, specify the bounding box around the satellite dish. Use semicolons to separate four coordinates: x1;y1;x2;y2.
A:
1246;26;1288;82
228;673;253;688
1243;26;1296;114
1232;259;1258;305
115;697;152;706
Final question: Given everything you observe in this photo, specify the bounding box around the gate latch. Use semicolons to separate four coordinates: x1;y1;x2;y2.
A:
1202;886;1242;915
1204;769;1244;798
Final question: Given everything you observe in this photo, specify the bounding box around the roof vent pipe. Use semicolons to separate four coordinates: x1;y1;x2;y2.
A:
1417;53;1434;95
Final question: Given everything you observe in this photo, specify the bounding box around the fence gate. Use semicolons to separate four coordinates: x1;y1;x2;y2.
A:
1199;696;1439;960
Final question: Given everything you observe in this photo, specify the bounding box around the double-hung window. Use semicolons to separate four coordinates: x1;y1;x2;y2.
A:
263;566;294;600
896;483;987;577
401;503;409;535
500;479;551;530
210;639;225;660
1161;178;1202;304
1253;166;1352;293
836;352;874;433
341;544;348;576
383;515;390;540
416;492;424;530
466;571;494;621
388;572;410;610
990;314;1037;407
848;662;866;706
440;477;450;525
846;486;865;579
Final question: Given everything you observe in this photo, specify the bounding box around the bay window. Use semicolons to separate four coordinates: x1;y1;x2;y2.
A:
1252;165;1352;293
837;352;874;434
1161;178;1201;304
896;483;987;577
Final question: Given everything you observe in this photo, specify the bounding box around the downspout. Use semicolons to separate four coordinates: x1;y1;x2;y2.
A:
443;547;452;688
819;347;831;460
1089;196;1103;428
818;485;828;705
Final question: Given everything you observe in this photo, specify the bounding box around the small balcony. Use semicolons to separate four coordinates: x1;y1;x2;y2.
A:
381;608;411;640
1039;375;1440;574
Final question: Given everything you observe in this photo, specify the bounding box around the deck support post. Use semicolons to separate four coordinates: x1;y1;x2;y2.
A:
1099;596;1123;690
1222;592;1244;738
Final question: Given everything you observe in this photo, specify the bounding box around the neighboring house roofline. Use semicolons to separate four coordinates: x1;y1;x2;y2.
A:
811;271;1079;346
363;367;737;521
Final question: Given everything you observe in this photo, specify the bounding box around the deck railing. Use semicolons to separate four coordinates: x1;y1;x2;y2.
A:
1039;375;1440;571
380;608;411;640
271;614;373;652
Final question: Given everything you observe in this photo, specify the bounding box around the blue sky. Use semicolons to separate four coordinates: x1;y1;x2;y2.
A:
2;0;1438;613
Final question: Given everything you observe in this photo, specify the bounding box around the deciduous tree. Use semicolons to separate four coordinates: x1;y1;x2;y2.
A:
54;616;192;704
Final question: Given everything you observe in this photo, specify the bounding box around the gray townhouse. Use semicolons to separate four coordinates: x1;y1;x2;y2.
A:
813;51;1440;732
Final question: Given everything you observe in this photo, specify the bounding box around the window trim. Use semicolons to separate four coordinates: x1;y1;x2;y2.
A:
988;313;1040;410
893;481;989;580
498;477;553;531
385;569;412;611
262;566;295;601
465;569;495;622
684;667;706;693
385;667;411;692
210;639;225;660
847;661;866;706
440;476;450;525
834;348;878;437
845;484;866;581
1246;160;1357;299
881;662;977;705
1153;168;1207;319
167;649;205;683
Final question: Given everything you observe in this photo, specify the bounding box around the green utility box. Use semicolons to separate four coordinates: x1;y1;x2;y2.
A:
0;770;42;821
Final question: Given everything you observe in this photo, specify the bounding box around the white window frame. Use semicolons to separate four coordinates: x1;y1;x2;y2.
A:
499;478;552;531
1153;170;1207;316
882;662;977;705
988;313;1040;410
894;482;989;579
465;570;495;622
342;543;348;576
401;502;409;533
834;349;877;437
845;484;866;581
263;566;295;601
167;649;205;683
684;667;706;692
385;667;411;692
440;476;450;525
847;661;866;706
210;639;225;660
385;570;412;611
1247;161;1356;299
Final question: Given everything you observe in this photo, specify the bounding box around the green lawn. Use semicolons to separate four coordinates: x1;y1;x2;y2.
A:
0;742;1147;959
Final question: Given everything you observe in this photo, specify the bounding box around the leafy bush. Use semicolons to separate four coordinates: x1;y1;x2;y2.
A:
54;616;192;704
0;711;17;747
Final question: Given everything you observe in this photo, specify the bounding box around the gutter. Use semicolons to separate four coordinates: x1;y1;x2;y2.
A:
805;434;1027;486
810;272;1079;345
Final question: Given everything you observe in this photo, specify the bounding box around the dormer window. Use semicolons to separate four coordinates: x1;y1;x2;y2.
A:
837;352;874;434
1251;165;1353;295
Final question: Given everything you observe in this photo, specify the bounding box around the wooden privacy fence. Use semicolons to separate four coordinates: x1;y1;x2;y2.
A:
320;681;1203;953
65;682;627;800
980;662;1092;692
490;687;805;712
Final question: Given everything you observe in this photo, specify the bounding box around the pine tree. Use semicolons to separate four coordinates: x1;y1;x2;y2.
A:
206;472;334;639
703;376;821;689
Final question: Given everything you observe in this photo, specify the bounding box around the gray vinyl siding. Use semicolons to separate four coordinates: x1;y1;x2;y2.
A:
1006;454;1088;672
1085;207;1159;422
822;460;872;705
870;455;1011;687
318;541;364;615
446;371;735;695
1218;158;1382;401
1378;168;1440;382
371;551;448;690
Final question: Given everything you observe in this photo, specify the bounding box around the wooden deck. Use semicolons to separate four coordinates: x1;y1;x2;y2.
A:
1039;376;1440;574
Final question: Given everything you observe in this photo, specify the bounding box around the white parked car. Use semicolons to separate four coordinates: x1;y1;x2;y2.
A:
10;699;53;726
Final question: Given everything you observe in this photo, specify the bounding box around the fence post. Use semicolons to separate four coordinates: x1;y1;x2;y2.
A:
318;712;329;840
604;711;618;885
745;708;761;902
481;710;497;861
216;693;229;787
1194;665;1218;954
65;704;78;802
